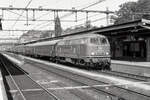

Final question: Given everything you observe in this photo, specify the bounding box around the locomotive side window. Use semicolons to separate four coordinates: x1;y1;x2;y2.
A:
100;38;107;44
90;37;107;45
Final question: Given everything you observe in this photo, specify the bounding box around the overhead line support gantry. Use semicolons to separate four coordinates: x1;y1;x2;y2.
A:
0;7;114;13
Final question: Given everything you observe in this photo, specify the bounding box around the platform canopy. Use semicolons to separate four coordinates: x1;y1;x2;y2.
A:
56;18;150;37
20;19;150;45
93;19;150;37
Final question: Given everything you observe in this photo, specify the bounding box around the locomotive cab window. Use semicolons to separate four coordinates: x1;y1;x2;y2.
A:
90;37;107;45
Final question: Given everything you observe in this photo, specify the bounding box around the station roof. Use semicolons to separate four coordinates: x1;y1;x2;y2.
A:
66;18;150;37
94;19;150;36
51;18;150;37
21;18;150;45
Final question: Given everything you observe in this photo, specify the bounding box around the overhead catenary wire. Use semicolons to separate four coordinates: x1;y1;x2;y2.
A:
31;0;106;30
60;0;106;19
6;10;33;20
38;14;104;30
65;16;107;29
38;16;107;30
80;0;106;10
10;0;33;29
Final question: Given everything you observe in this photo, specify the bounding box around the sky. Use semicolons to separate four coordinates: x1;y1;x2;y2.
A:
0;0;138;38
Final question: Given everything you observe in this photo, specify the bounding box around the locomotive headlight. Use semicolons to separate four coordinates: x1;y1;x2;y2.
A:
106;52;109;55
91;52;95;55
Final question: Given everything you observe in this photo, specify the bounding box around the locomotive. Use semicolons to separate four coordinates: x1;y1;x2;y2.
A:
9;32;111;70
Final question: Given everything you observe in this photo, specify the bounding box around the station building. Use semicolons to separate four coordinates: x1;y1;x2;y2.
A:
95;19;150;61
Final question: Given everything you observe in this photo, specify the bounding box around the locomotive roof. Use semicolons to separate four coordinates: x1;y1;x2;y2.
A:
63;33;106;40
26;39;61;46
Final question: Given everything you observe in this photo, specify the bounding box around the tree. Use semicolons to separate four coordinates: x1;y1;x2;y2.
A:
136;0;150;20
111;2;137;24
111;0;150;24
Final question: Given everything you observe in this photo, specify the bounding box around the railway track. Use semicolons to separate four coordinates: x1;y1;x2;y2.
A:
10;53;150;82
46;58;150;82
0;54;60;100
26;59;150;100
3;53;115;100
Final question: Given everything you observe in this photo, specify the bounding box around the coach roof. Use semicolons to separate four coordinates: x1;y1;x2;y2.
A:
63;32;106;40
26;39;60;46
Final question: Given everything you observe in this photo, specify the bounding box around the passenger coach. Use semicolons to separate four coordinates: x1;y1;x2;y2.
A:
9;32;111;70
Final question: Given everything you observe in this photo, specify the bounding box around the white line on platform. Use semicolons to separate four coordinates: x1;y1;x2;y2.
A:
9;80;150;94
10;81;145;93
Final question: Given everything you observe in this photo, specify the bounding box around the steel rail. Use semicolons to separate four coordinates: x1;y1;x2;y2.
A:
0;57;26;100
11;63;60;100
27;61;117;99
1;55;60;100
4;54;99;100
27;61;127;99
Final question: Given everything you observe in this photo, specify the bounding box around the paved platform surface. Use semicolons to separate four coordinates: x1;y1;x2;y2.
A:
111;60;150;77
0;67;8;100
112;60;150;67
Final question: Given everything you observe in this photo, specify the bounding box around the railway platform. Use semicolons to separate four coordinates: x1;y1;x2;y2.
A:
111;60;150;77
1;53;150;100
0;65;8;100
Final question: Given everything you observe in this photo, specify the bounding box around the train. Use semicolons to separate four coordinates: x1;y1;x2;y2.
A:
8;32;111;70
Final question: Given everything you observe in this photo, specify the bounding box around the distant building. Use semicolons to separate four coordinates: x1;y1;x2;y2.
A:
0;42;18;51
18;30;54;43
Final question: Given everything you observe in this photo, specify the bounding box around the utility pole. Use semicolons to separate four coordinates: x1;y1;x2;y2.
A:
106;7;109;26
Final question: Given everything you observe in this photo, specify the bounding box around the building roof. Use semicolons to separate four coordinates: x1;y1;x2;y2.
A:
65;19;150;36
21;19;150;45
53;18;150;37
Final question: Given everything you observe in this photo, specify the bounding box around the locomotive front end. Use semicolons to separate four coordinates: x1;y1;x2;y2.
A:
86;35;111;70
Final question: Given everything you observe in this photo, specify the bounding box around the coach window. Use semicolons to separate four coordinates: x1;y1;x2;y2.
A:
91;37;107;45
84;38;88;43
81;38;84;44
73;39;78;44
61;41;65;45
80;38;86;44
65;40;70;45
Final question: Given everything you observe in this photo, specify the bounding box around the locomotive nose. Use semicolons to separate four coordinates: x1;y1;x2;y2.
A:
90;45;110;56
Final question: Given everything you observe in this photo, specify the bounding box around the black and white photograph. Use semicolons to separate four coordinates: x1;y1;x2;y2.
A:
0;0;150;100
